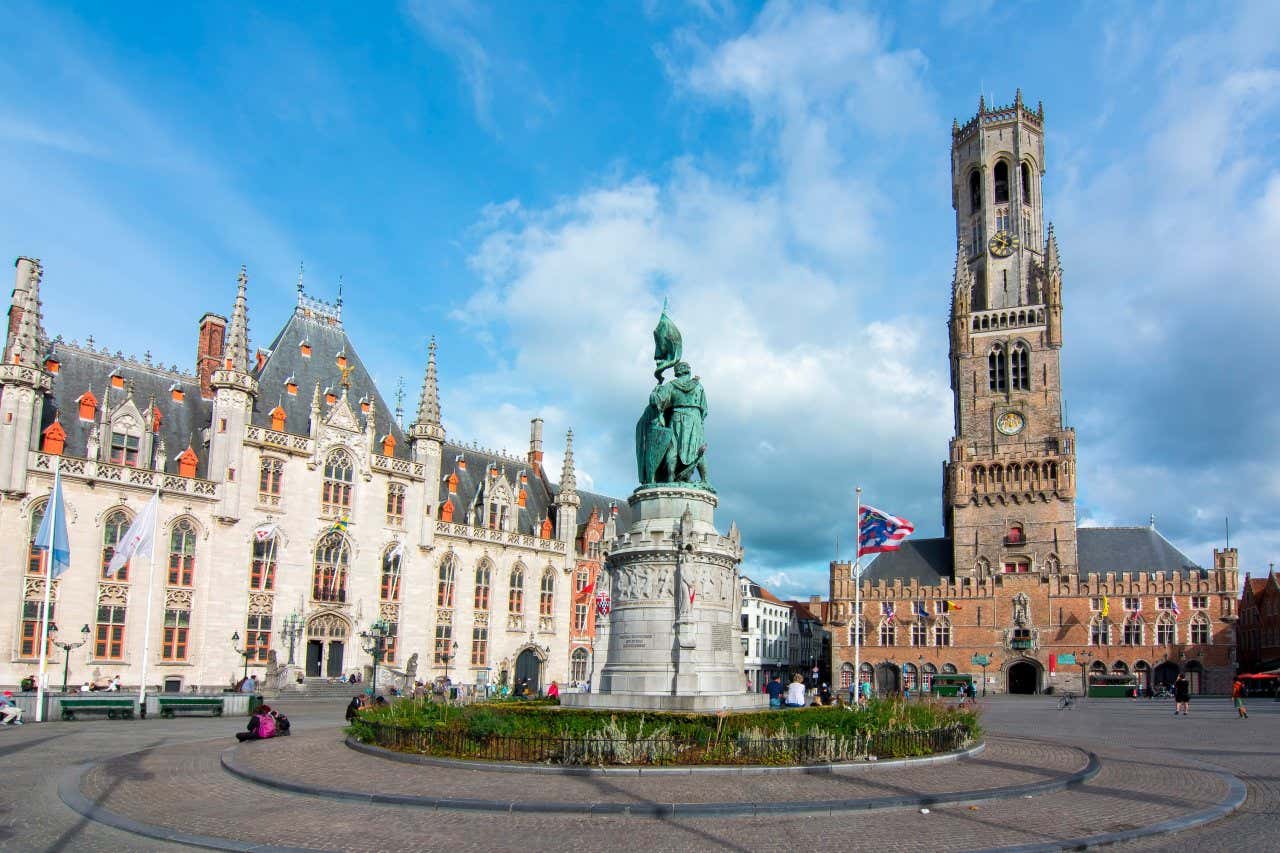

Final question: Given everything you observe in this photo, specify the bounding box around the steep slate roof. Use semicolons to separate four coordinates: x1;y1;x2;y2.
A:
252;306;408;459
40;341;211;477
862;527;1204;583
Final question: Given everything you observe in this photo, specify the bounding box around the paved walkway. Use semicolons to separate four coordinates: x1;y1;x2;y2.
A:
1;694;1273;851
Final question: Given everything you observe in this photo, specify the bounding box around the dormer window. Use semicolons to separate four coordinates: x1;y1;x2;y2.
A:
446;472;459;494
177;446;198;478
336;353;347;369
381;434;396;456
299;342;312;358
77;391;98;421
285;379;298;396
43;357;59;374
110;432;140;467
170;385;184;403
41;420;66;455
517;488;527;508
269;406;286;431
439;498;455;522
456;455;467;471
324;389;337;405
110;373;125;390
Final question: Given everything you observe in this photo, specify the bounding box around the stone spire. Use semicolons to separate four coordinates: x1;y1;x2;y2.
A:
1045;223;1063;349
1045;223;1061;278
410;338;445;444
6;257;45;366
224;266;250;374
950;236;972;315
559;429;577;493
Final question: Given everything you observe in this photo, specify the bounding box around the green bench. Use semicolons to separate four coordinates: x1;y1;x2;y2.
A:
157;696;224;718
60;697;136;720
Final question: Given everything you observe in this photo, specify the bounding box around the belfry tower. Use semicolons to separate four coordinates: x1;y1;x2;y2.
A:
944;92;1077;578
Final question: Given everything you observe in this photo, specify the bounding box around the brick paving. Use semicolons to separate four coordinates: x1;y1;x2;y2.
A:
1;695;1271;851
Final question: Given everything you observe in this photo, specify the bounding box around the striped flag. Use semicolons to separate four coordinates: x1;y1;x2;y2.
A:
1170;598;1181;616
857;505;915;556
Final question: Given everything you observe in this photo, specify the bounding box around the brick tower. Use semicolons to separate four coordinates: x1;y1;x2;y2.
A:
943;92;1078;578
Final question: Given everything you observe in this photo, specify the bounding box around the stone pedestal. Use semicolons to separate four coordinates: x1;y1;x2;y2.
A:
561;486;767;712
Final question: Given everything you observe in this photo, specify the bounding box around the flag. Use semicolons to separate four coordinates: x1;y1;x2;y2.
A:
1170;598;1181;616
105;492;160;578
884;602;895;625
595;592;612;616
389;540;406;562
34;467;71;578
945;599;962;612
579;580;595;597
1100;595;1110;618
329;515;350;535
857;505;915;556
253;523;279;543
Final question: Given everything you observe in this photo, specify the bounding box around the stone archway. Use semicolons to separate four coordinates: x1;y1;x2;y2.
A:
874;663;900;696
1153;661;1179;689
1007;659;1040;695
306;613;351;679
514;646;546;696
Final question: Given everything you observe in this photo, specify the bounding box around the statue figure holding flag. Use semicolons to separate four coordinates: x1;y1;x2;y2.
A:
635;302;711;488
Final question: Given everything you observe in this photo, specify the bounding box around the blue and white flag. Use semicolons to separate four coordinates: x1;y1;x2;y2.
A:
34;467;70;578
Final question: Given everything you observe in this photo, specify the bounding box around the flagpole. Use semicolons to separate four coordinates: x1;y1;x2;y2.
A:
137;486;161;719
34;457;60;722
854;486;862;703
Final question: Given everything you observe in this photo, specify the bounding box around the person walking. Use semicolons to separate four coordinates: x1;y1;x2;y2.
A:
861;678;873;706
1173;673;1191;716
1232;679;1249;719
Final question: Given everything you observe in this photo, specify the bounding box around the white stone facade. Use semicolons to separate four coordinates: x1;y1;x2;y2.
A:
740;576;790;692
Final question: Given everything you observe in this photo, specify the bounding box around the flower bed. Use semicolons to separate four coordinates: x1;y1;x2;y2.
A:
348;699;980;766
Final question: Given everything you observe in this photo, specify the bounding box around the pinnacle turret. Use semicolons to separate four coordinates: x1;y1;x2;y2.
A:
1045;223;1061;276
950;237;972;318
224;265;250;374
559;429;576;493
416;338;441;426
6;257;45;366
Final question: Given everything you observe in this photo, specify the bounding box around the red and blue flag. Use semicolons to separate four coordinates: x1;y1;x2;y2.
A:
857;504;916;557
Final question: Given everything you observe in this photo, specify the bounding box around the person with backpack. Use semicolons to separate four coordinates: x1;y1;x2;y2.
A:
236;704;279;742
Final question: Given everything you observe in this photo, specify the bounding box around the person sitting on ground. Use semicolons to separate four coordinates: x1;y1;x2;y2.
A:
765;674;785;709
1;691;23;725
546;680;560;699
818;682;832;705
374;695;388;707
784;674;807;708
236;705;279;742
266;704;291;735
345;696;362;722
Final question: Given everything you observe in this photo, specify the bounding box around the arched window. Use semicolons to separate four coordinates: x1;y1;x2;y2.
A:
969;170;981;213
1090;615;1110;646
539;569;555;617
571;647;589;683
879;620;896;646
167;518;197;586
258;457;283;505
437;553;457;608
380;545;401;602
321;449;353;516
249;536;277;590
903;662;918;692
988;344;1007;391
1156;614;1176;645
474;560;492;610
1111;660;1129;674
1123;615;1144;646
942;662;958;674
102;509;133;580
993;161;1009;204
1020;161;1033;204
1090;660;1107;674
311;532;350;603
840;662;854;689
1043;554;1060;573
26;500;47;575
1010;342;1030;390
922;662;938;693
934;618;952;647
508;564;525;614
1190;614;1211;645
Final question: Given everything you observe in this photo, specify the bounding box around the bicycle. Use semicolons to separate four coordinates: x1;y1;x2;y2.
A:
1057;692;1076;710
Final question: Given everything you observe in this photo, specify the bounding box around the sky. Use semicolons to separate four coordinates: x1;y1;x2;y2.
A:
4;1;1279;599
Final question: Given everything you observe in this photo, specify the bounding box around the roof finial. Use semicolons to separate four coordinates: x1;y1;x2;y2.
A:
1014;88;1023;107
978;93;986;113
336;274;343;307
394;377;405;430
297;261;305;296
1149;514;1156;529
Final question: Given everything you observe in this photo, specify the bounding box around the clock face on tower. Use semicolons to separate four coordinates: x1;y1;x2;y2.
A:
996;411;1025;436
988;230;1019;258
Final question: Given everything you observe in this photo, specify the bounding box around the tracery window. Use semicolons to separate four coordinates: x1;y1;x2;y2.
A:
162;609;190;661
1010;342;1029;390
437;553;458;608
246;614;271;662
101;509;133;580
1123;616;1144;646
321;449;354;517
508;564;525;614
109;431;140;467
167;519;197;586
434;624;453;664
879;621;896;646
994;160;1010;204
250;538;276;590
969;170;981;213
380;546;401;602
1189;615;1210;645
26;500;47;575
911;621;929;647
574;602;589;633
258;457;283;504
539;569;555;617
571;647;589;683
1156;615;1176;645
848;620;866;647
934;618;952;647
474;560;492;610
988;344;1007;392
471;626;487;665
386;482;406;526
311;532;350;603
1020;161;1033;204
95;604;127;659
1090;616;1110;646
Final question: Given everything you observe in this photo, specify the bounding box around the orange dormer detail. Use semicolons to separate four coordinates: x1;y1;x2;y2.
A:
44;357;59;374
325;391;337;405
360;400;370;414
456;457;467;471
77;391;98;422
540;517;553;539
177;446;199;478
299;342;311;357
269;405;286;431
517;488;527;508
447;472;459;494
41;419;66;455
440;499;455;522
151;406;163;433
171;387;185;403
381;434;396;456
336;354;347;369
110;374;124;389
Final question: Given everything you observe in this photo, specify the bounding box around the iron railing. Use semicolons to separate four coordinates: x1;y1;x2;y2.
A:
355;722;973;766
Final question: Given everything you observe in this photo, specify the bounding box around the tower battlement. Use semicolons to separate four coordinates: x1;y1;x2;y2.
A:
952;90;1044;146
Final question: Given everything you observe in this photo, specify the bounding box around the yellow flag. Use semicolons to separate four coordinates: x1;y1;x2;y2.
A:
1101;595;1110;617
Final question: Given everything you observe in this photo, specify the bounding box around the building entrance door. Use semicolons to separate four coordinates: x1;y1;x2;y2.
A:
515;648;542;695
1153;662;1179;689
306;640;323;677
875;663;900;695
327;641;345;677
1007;660;1039;694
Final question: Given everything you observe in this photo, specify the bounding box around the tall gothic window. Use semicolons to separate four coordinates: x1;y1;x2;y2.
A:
321;449;354;517
1020;161;1033;204
161;609;190;661
471;626;487;665
879;621;896;646
993;160;1010;204
848;620;866;647
258;457;283;504
380;546;401;602
167;519;197;586
437;553;458;608
969;169;981;213
95;604;127;659
574;602;589;633
1011;342;1030;390
386;482;406;526
539;569;555;617
1156;615;1176;645
311;532;350;603
988;344;1007;392
26;500;47;575
508;564;525;614
101;509;133;580
1189;614;1210;645
571;647;589;683
911;621;929;647
1123;616;1144;646
250;538;276;590
474;560;492;610
1090;616;1110;646
434;624;453;664
934;618;952;647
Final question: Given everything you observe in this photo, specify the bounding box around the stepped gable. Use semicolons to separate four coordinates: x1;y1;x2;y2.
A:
862;537;954;585
253;306;408;458
41;340;211;476
1076;527;1203;577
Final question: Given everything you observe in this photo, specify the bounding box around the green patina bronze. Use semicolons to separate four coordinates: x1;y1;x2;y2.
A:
636;303;712;490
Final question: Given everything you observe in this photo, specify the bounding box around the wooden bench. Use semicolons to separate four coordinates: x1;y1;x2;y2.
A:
60;697;136;720
157;696;224;718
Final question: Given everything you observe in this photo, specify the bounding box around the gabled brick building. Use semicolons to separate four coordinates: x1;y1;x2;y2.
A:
1238;570;1280;673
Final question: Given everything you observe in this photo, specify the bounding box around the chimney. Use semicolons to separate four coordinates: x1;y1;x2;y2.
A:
528;417;544;471
809;594;822;612
197;313;226;399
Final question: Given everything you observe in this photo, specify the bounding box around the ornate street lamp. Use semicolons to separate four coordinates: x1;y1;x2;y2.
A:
281;611;303;666
1076;649;1092;699
442;640;459;683
359;619;393;698
50;623;91;694
231;632;250;682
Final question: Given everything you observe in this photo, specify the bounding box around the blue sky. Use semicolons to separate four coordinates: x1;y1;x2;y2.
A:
5;1;1280;598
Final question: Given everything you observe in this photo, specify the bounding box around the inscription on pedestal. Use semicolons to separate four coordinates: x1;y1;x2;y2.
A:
621;634;653;650
712;623;731;654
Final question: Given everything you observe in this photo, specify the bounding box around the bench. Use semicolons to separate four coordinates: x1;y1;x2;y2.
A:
157;696;224;718
60;697;136;720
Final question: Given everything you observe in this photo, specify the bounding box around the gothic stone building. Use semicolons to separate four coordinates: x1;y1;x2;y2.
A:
829;94;1239;697
0;257;626;692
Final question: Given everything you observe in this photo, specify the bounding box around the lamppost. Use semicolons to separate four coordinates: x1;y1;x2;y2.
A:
981;656;990;697
442;640;458;683
359;619;392;698
1077;649;1092;699
281;611;303;666
231;632;250;683
50;623;91;694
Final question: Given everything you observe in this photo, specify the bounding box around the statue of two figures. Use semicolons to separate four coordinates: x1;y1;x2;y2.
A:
636;303;711;488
